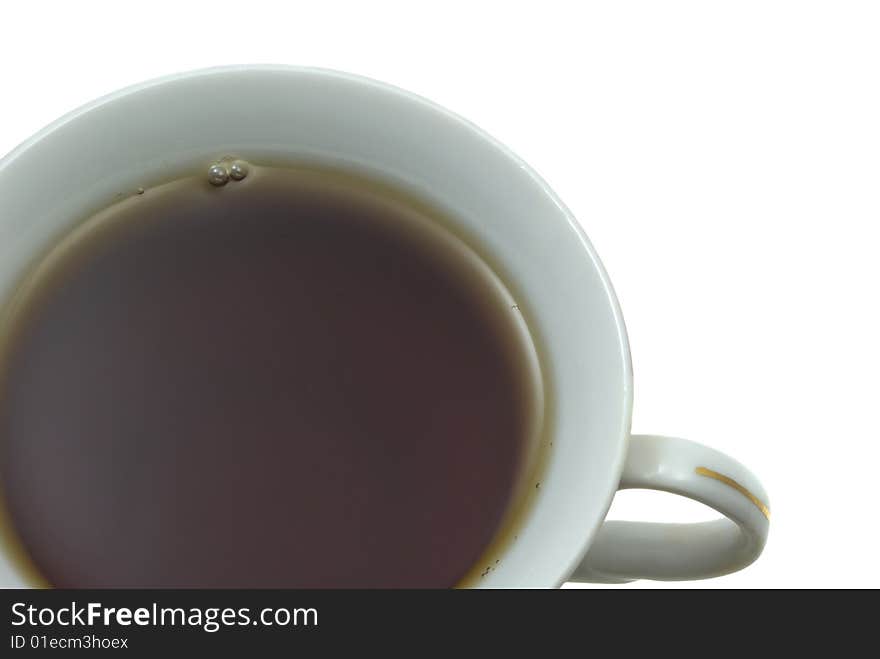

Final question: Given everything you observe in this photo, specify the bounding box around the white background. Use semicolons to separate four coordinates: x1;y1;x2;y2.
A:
2;1;878;588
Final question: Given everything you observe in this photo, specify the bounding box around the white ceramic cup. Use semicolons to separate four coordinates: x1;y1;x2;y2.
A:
0;66;769;587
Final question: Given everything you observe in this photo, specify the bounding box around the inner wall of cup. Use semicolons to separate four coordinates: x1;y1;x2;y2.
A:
0;68;632;587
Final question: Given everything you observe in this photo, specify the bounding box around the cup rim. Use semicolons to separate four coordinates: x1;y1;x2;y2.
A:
0;65;634;587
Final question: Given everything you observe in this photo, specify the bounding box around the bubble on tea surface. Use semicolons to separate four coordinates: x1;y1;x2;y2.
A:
229;160;249;181
208;164;229;186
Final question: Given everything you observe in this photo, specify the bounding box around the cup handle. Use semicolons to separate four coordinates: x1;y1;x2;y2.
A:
571;434;770;583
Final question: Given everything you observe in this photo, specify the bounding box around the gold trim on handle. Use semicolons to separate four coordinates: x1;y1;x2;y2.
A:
695;467;771;520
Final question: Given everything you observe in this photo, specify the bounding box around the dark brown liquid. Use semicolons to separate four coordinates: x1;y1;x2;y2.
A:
0;165;541;587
